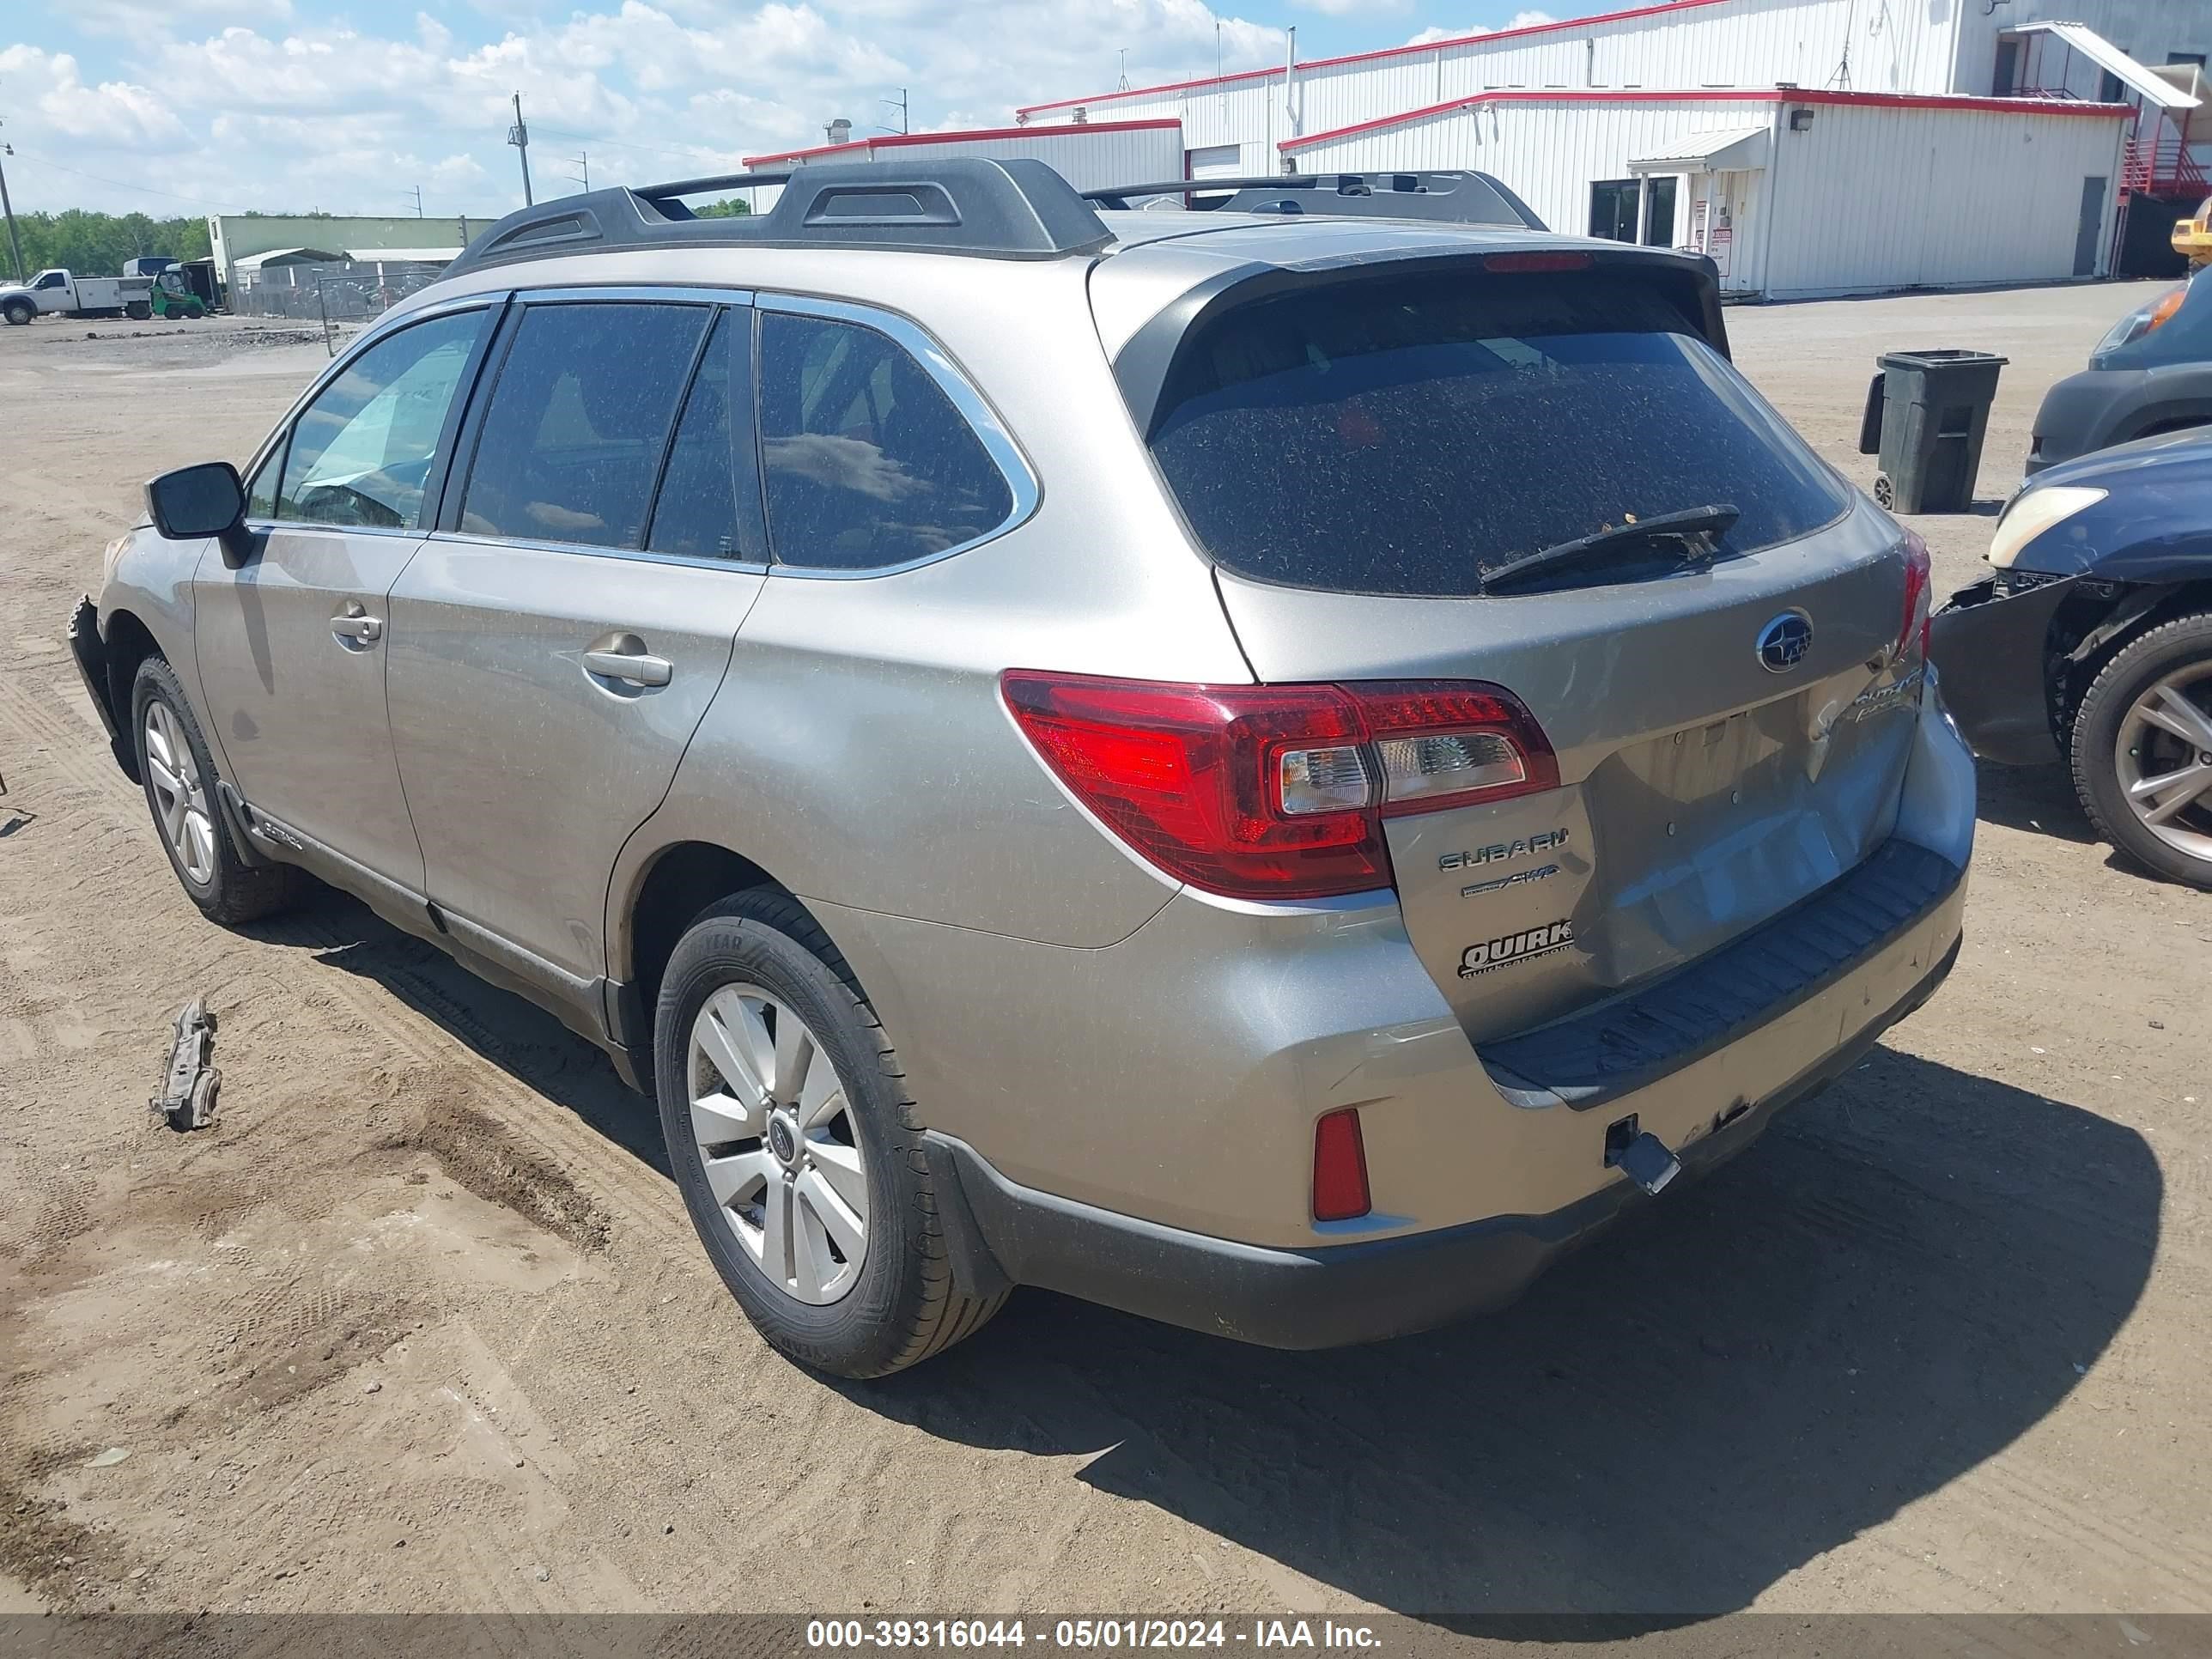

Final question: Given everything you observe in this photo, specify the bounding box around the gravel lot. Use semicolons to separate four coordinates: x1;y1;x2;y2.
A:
0;283;2205;1626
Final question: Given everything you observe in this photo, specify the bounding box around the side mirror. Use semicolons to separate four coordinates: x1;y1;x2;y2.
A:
146;461;252;566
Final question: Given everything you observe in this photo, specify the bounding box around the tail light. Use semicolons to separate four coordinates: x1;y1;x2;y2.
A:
1000;672;1558;901
1897;529;1932;665
1311;1108;1370;1222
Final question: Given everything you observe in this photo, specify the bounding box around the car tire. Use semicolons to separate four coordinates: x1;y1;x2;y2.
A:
131;657;307;925
3;300;33;327
2070;611;2212;890
126;301;152;321
654;889;1007;1377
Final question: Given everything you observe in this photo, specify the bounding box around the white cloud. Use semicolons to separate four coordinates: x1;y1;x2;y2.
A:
0;45;188;146
1297;0;1410;15
1407;9;1556;45
3;1;1287;216
63;0;293;35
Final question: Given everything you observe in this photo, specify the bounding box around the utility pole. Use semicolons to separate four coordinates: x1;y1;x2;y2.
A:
564;151;589;192
404;185;423;217
1118;49;1130;92
0;132;22;286
507;91;533;206
877;88;908;136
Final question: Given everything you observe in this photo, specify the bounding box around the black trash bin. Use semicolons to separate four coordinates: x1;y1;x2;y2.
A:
1856;349;2008;514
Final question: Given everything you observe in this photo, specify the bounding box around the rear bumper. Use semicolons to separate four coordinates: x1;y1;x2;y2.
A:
827;682;1974;1253
937;929;1960;1351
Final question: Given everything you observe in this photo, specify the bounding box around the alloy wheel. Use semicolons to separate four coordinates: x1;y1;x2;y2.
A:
2115;665;2212;868
144;701;217;885
686;984;868;1305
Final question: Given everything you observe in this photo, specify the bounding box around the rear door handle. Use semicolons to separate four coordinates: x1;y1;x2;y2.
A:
331;604;382;645
583;647;672;687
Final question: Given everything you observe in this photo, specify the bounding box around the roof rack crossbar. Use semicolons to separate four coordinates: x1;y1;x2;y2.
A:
1084;169;1546;229
443;157;1114;277
635;169;794;203
1083;173;1392;204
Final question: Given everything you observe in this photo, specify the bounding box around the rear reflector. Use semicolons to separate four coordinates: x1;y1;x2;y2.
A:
1312;1108;1370;1222
1001;672;1558;901
1483;252;1593;274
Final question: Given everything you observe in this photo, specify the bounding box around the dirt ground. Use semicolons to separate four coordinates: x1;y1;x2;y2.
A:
0;286;2206;1626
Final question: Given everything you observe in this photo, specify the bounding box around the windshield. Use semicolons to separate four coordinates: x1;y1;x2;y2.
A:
1148;270;1851;597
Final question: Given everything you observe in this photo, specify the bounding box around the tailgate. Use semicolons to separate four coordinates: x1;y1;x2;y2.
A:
1217;502;1922;1041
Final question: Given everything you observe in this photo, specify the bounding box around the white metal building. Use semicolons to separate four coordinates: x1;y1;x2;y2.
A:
1283;89;2129;297
992;0;2212;296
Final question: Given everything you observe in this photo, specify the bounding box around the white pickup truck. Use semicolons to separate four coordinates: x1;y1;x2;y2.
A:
1;269;157;325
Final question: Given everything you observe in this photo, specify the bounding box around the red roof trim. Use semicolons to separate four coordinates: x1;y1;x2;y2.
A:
746;118;1179;167
1279;87;2136;152
1016;0;1735;116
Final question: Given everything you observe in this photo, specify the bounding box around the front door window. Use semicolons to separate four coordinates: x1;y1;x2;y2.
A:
276;309;488;530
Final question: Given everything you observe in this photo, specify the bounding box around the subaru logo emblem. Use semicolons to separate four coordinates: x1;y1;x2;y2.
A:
1756;611;1814;673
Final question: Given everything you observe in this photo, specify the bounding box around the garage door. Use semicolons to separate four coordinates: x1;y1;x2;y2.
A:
1186;143;1243;179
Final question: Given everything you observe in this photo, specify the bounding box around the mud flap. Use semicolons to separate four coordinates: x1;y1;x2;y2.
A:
66;593;137;780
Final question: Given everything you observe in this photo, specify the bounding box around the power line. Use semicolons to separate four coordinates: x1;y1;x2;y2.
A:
4;148;254;212
530;124;744;165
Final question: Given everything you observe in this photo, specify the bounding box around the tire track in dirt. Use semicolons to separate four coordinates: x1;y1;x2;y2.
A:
0;615;739;1278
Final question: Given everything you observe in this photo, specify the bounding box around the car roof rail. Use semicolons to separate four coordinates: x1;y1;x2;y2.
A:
1083;170;1547;231
444;158;1115;278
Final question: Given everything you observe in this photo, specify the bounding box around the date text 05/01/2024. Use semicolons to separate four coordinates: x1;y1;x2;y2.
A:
805;1620;1383;1650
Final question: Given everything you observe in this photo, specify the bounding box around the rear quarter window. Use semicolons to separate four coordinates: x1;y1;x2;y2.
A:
1148;270;1850;597
756;311;1015;571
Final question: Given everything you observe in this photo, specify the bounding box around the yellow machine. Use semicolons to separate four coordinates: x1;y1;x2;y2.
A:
2173;196;2212;266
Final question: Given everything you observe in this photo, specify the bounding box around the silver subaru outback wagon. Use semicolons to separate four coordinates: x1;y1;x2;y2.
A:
69;161;1972;1376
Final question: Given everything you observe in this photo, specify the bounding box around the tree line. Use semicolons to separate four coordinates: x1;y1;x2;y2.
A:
5;210;215;279
3;199;750;281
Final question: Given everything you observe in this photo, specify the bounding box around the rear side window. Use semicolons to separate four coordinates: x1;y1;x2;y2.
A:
276;308;486;530
1148;271;1850;597
757;312;1014;570
460;302;710;549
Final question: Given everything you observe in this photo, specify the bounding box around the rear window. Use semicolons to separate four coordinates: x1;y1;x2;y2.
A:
1148;271;1850;597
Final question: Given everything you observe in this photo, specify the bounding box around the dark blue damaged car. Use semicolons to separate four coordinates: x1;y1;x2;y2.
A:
1931;427;2212;888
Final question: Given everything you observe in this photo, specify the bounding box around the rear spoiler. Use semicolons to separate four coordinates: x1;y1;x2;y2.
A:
1110;242;1729;443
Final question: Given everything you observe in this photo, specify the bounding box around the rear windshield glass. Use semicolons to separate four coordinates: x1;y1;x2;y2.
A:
1147;271;1850;597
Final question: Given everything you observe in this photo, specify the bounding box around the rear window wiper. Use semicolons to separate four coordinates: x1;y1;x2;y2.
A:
1478;503;1742;593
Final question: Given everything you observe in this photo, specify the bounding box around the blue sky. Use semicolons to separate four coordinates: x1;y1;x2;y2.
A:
0;2;1556;218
